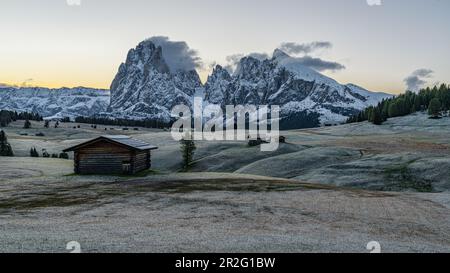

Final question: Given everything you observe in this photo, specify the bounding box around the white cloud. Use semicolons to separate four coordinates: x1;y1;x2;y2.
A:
148;36;203;72
366;0;382;6
279;41;332;55
404;69;434;92
66;0;81;6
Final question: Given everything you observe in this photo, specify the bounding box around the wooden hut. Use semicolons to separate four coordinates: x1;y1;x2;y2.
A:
63;135;158;175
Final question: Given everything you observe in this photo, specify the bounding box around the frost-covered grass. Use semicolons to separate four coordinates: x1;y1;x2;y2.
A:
1;113;450;252
1;112;450;192
1;165;450;253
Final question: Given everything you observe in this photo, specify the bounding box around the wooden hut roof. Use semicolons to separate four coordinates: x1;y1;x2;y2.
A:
63;135;158;152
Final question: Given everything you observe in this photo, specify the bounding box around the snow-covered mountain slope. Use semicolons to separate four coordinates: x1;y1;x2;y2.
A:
0;87;110;120
1;41;392;129
108;39;202;122
204;49;393;127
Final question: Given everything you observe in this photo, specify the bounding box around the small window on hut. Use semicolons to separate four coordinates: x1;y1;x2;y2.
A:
122;161;131;174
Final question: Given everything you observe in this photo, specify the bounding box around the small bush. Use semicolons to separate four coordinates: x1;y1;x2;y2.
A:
30;147;39;157
59;152;69;159
42;149;50;158
248;138;268;147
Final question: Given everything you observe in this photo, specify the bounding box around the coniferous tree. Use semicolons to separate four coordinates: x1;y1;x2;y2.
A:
412;96;421;112
74;116;174;129
428;98;442;118
367;107;374;123
438;84;450;111
24;119;31;129
347;83;449;124
0;111;12;127
180;137;196;170
381;100;390;121
371;107;383;125
0;130;14;156
30;147;39;157
388;102;399;118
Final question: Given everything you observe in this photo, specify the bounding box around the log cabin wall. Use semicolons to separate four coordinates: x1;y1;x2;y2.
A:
133;150;151;173
74;140;134;174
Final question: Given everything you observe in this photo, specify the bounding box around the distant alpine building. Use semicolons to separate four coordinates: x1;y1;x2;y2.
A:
63;135;158;175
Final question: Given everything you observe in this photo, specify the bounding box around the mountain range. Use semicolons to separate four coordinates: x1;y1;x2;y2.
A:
0;39;392;129
0;87;109;120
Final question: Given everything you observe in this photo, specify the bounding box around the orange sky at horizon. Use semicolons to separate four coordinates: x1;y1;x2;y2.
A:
1;0;449;95
1;66;405;94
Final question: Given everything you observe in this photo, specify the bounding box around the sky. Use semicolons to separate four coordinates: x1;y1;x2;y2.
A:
0;0;449;94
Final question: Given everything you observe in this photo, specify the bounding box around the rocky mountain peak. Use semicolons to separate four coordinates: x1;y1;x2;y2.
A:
210;65;232;81
203;48;392;128
2;40;391;129
204;65;233;106
234;56;263;77
125;40;170;74
272;48;290;60
108;39;202;122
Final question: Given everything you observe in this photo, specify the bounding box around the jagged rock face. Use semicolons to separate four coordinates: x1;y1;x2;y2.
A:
0;87;110;120
109;40;202;121
0;42;391;129
204;65;232;107
204;50;392;126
